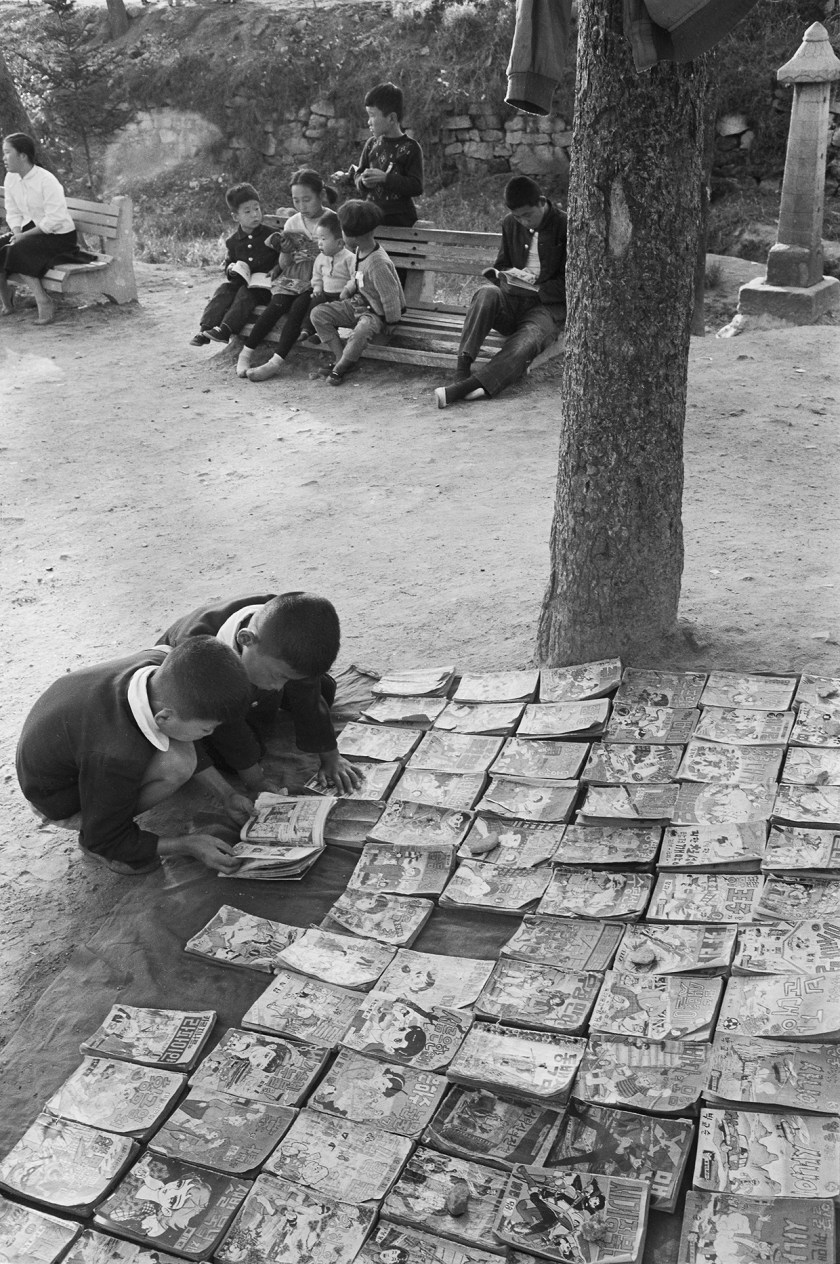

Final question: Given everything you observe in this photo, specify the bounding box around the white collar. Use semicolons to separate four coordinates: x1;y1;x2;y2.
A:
127;665;170;751
216;603;265;650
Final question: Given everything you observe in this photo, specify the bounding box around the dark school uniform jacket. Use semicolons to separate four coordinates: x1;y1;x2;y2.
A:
353;134;424;225
158;595;338;770
222;223;280;276
15;648;198;867
494;201;567;317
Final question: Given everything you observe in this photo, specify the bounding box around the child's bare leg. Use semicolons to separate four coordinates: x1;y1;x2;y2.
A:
135;740;197;813
333;313;380;377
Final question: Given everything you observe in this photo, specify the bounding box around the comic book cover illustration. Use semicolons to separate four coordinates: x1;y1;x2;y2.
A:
264;1109;411;1203
214;1171;376;1264
613;924;737;977
434;702;526;736
490;739;590;783
658;823;766;872
550;825;661;869
382;1147;508;1254
273;927;395;991
538;869;653;923
374;949;495;1010
372;666;455;697
183;905;301;973
240;969;360;1047
308;1048;446;1138
441;861;551;915
43;1057;184;1139
475;958;602;1035
453;671;539;704
358;1220;505;1264
321;889;434;946
348;841;456;897
80;1006;216;1071
614;668;706;709
693;1107;840;1199
732;921;840;976
501;916;622;973
493;1166;650;1263
671;782;776;826
368;799;474;848
475;778;579;824
189;1027;329;1106
717;973;840;1040
540;660;623;704
782;747;840;787
789;701;840;747
447;1023;586;1106
581;744;682;785
699;672;797;711
323;798;387;849
362;694;450;727
337;720;425;762
409;731;506;775
342;994;471;1071
61;1229;189;1261
772;784;840;829
605;704;699;745
459;815;566;868
795;675;840;709
677;740;785;786
692;708;795;745
517;701;611;740
753;873;840;922
706;1034;840;1113
425;1087;563;1171
577;784;679;824
542;1099;694;1213
589;972;723;1042
238;795;334;845
391;767;487;811
647;872;763;923
148;1090;295;1174
0;1193;80;1263
677;1191;835;1264
0;1113;137;1214
575;1036;712;1115
307;758;401;801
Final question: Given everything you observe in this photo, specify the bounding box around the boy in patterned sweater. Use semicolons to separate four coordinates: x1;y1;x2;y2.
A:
333;82;423;228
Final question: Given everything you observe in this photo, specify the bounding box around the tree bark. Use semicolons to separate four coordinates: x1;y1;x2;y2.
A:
0;50;35;138
537;0;710;665
105;0;130;40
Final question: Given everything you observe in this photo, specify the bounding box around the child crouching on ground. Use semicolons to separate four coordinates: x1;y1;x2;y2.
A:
190;183;279;347
309;200;405;386
247;210;354;383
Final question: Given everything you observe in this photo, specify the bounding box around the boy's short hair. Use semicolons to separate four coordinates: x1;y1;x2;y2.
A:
256;593;340;676
365;82;404;121
316;209;342;239
157;636;251;722
338;199;383;237
226;183;261;212
504;176;543;210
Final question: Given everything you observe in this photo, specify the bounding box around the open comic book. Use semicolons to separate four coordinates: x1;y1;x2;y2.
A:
518;701;610;740
62;1230;188;1262
732;921;840;975
273;927;395;990
264;1110;410;1203
373;949;495;1010
542;1099;695;1213
501;916;622;973
717;973;840;1039
671;782;775;825
434;702;525;736
658;823;766;872
409;731;505;775
772;783;840;829
424;1087;563;1171
540;659;622;703
44;1057;184;1139
80;1006;215;1071
582;743;682;785
392;767;487;811
148;1089;295;1174
233;795;334;879
647;873;762;923
308;1048;447;1138
214;1171;375;1264
189;1027;329;1106
677;740;785;785
782;746;840;786
789;701;840;746
337;720;425;762
550;825;661;869
342;994;471;1071
692;709;794;745
368;799;473;848
693;1107;840;1199
538;869;653;922
575;1035;712;1115
612;924;737;976
0;1114;136;1216
459;815;566;867
699;671;797;711
614;668;706;709
678;1191;836;1264
241;970;360;1047
490;738;589;782
321;889;434;946
753;872;840;922
372;666;456;697
452;670;539;703
447;1023;586;1106
576;784;679;824
382;1148;508;1254
184;905;301;973
605;704;699;745
589;972;723;1042
493;1166;650;1263
358;1222;505;1264
348;841;456;897
0;1194;80;1263
440;861;550;915
475;777;579;823
706;1034;840;1112
475;958;602;1035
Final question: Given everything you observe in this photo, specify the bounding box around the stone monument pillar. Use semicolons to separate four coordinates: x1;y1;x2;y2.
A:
737;22;840;323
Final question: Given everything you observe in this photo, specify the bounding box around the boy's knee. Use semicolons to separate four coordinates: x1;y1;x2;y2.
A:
147;739;197;791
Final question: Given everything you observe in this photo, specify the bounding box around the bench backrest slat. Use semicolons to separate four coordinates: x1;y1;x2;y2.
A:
0;190;121;238
377;226;501;249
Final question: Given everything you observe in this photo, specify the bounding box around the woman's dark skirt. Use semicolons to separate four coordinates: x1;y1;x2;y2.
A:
0;221;78;278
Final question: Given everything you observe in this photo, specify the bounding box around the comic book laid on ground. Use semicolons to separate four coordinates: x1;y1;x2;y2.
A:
272;927;395;991
676;740;785;785
341;994;471;1071
440;860;551;915
782;746;840;786
372;666;456;697
434;702;525;736
80;1006;215;1071
43;1057;184;1139
475;958;602;1035
188;1027;329;1106
589;972;723;1042
657;823;766;872
367;800;474;848
789;701;840;746
358;1220;506;1264
614;668;706;709
183;905;302;973
474;777;579;824
347;841;456;897
493;1165;650;1263
753;872;840;922
390;768;487;812
732;921;840;976
0;1114;136;1215
0;1194;80;1263
489;738;590;783
538;869;653;922
612;924;737;977
409;730;505;775
373;949;495;1010
214;1171;376;1264
425;1087;563;1170
320;889;434;946
717;973;840;1040
795;674;840;709
61;1229;189;1261
541;1098;695;1213
692;708;795;745
308;1048;446;1138
148;1089;296;1174
581;743;682;785
549;825;662;869
540;659;623;703
240;970;360;1047
452;671;539;704
670;782;776;826
306;758;401;802
605;704;699;745
458;814;566;867
362;694;450;727
698;671;797;711
576;784;679;825
517;701;611;740
337;720;425;762
706;1034;840;1113
322;798;387;849
575;1036;712;1115
693;1107;840;1199
772;784;840;829
382;1148;508;1254
677;1191;835;1264
446;1023;586;1106
501;916;623;973
263;1109;411;1203
647;872;763;923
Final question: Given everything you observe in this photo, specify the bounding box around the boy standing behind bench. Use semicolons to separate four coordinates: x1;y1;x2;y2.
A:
333;82;424;228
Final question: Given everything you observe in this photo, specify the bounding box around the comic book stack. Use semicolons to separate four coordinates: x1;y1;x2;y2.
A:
2;663;840;1263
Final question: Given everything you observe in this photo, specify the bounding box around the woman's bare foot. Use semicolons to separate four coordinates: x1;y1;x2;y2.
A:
34;303;56;326
0;304;14;317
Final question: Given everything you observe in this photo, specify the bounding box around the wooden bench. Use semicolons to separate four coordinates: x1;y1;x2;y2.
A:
0;191;137;305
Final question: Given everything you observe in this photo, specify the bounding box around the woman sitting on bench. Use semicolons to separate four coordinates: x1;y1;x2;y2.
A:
1;133;77;326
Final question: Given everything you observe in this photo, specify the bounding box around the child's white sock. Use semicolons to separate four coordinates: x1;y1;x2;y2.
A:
236;347;253;377
247;354;285;382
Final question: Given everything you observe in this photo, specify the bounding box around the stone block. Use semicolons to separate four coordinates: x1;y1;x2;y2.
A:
311;98;336;117
482;129;504;141
456;129;472;140
737;274;840;321
463;141;494;159
298;108;309;122
552;130;574;147
477;113;502;129
537;116;554;133
261;135;277;157
444;142;463;155
283;137;312;156
505;116;526;131
446;114;472;130
467;129;481;140
493;144;511;157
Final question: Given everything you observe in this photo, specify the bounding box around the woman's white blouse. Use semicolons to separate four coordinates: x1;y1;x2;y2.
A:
4;166;75;235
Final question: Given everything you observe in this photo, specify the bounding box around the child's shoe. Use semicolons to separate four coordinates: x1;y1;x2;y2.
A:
190;332;210;346
206;325;230;344
327;362;359;386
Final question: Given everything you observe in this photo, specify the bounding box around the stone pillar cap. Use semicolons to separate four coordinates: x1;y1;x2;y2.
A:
777;22;840;85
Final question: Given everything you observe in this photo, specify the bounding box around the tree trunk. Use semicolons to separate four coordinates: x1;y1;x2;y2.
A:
105;0;130;40
0;50;36;138
537;0;710;665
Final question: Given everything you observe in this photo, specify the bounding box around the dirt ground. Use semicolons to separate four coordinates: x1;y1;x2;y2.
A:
1;254;838;1050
